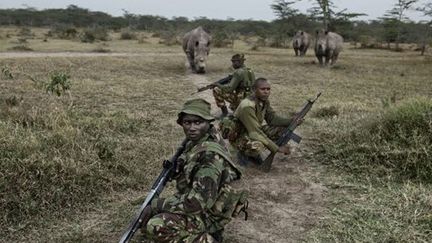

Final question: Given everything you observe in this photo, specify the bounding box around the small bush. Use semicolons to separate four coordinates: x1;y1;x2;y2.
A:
80;27;109;43
48;24;79;39
120;29;137;40
213;31;231;48
45;72;71;96
18;27;33;39
137;35;149;44
1;66;14;79
358;35;384;49
157;31;180;46
92;46;111;53
7;45;33;51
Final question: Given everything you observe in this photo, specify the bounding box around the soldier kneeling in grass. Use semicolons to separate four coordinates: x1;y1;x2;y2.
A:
139;99;248;242
212;54;255;117
221;78;301;166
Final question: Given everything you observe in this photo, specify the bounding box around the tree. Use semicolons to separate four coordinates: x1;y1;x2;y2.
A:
307;0;332;29
306;0;366;31
383;0;418;50
417;2;432;55
271;0;299;19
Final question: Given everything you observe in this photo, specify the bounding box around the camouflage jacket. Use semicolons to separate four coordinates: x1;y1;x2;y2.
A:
152;130;246;232
234;96;292;153
217;65;255;94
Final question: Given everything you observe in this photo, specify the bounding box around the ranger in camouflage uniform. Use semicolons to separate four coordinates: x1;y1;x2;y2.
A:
140;99;248;243
231;78;295;165
213;54;255;117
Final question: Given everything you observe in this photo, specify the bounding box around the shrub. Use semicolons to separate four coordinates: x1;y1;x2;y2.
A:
315;98;432;182
92;46;111;53
120;29;137;40
45;72;71;97
157;31;180;46
7;45;33;51
80;27;109;43
48;24;79;39
18;27;33;39
1;65;14;79
212;31;231;48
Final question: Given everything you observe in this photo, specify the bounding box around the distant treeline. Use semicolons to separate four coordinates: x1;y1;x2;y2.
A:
0;5;429;45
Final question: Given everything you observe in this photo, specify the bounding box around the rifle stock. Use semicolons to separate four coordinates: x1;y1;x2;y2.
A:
261;92;321;172
119;139;188;243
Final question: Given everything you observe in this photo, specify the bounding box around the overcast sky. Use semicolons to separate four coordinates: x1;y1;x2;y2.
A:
0;0;429;22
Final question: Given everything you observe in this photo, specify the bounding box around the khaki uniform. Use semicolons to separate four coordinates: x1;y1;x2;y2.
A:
232;96;292;157
213;65;255;111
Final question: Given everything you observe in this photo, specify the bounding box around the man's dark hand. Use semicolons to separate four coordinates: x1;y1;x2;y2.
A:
277;144;291;155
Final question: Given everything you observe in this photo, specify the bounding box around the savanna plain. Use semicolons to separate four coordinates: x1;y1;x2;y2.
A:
1;28;432;243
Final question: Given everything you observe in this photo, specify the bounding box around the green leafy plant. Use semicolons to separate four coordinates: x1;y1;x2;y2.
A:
45;72;71;97
1;66;14;79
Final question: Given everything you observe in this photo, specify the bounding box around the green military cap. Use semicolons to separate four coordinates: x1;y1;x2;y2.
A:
177;98;214;124
231;53;245;61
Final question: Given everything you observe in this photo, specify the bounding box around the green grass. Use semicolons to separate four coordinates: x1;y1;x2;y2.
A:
314;98;432;182
308;176;432;242
0;54;189;240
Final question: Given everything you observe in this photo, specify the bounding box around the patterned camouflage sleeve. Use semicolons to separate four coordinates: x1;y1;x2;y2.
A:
154;151;225;215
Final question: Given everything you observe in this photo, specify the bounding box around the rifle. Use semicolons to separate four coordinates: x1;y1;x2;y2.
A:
194;75;233;94
261;92;322;172
119;139;189;243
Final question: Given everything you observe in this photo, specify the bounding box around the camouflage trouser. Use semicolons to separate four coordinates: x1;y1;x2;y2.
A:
212;87;246;111
145;213;217;243
235;125;286;157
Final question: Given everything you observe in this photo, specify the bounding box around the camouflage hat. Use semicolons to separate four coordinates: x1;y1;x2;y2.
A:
177;98;214;124
231;53;245;61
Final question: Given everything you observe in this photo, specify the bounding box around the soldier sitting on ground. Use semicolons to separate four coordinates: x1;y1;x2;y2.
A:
213;54;255;117
226;78;299;166
139;98;248;242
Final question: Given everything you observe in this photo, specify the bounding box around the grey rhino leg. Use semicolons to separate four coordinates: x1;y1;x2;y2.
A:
294;49;299;56
187;54;196;72
317;56;323;65
326;50;334;65
331;54;339;65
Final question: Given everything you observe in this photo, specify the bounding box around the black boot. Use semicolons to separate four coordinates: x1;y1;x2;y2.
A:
237;152;251;166
211;230;224;242
237;152;262;166
220;106;229;118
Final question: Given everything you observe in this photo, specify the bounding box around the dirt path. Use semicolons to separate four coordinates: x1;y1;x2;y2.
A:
187;72;326;243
